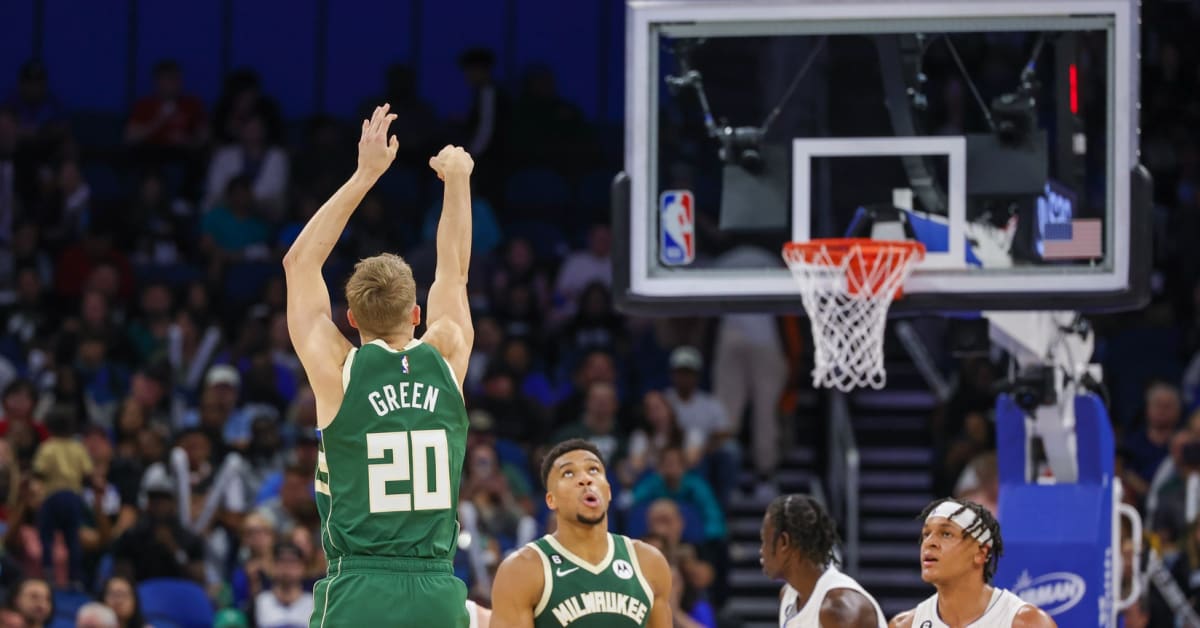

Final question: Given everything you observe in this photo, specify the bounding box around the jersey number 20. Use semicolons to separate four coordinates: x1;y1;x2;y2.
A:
366;430;451;513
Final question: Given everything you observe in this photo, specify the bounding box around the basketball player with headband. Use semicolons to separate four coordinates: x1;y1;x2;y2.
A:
889;499;1056;628
760;494;886;627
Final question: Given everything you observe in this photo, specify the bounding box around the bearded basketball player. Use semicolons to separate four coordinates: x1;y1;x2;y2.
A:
490;439;673;627
889;499;1056;628
284;103;476;627
760;494;886;627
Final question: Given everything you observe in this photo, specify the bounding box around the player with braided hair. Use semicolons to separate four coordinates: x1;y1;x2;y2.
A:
889;498;1056;628
760;494;885;627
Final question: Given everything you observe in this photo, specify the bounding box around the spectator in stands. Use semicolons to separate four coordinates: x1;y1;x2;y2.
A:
510;64;590;170
254;464;317;537
167;307;223;400
124;60;208;174
76;602;118;628
488;238;551;327
552;350;622;431
645;498;714;592
31;405;91;587
1146;412;1200;533
552;381;625;464
38;159;91;250
709;248;788;497
231;512;277;610
99;576;147;628
0;380;46;444
1127;381;1183;483
0;109;18;248
242;416;284;499
554;224;612;319
625;391;699;488
954;452;999;515
494;336;560;409
3;61;64;145
125;171;194;266
125;283;174;362
200;176;272;275
669;563;718;628
631;446;726;545
203;114;289;218
475;366;546;446
558;282;627;363
111;472;205;583
211;69;283;146
252;541;313;628
458;48;509;199
182;365;250;452
663;346;737;508
943;410;996;493
53;226;134;303
7;577;51;628
0;440;19;524
459;441;536;555
4;472;68;584
113;359;174;434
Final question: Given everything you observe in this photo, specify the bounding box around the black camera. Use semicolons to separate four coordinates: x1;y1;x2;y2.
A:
1000;365;1057;413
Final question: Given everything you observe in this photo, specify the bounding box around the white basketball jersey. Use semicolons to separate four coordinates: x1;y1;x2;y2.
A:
911;588;1028;627
778;566;887;627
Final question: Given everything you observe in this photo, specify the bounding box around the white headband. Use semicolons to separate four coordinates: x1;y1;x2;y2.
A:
926;501;993;547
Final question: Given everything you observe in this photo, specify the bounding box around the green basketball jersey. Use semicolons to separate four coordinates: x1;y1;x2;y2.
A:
529;533;655;628
315;338;467;561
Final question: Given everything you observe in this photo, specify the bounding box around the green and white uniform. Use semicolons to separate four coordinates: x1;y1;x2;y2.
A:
310;339;469;627
528;533;655;628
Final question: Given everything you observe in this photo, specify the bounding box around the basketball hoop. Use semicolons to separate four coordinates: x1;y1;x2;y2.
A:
782;239;925;392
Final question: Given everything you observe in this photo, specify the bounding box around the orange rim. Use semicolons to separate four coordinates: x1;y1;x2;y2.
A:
783;238;926;297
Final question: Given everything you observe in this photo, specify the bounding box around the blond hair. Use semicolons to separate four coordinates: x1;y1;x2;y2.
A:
344;254;416;336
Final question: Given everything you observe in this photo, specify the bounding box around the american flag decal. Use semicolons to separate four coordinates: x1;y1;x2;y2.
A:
1042;218;1102;260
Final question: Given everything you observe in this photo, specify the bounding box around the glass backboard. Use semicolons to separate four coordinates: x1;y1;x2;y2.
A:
614;0;1149;314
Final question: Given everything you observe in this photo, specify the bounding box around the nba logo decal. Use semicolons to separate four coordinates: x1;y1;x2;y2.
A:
613;559;634;580
660;190;695;266
401;355;410;374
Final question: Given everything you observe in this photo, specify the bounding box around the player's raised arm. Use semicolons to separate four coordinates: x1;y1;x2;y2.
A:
422;145;475;387
283;104;397;426
489;547;542;628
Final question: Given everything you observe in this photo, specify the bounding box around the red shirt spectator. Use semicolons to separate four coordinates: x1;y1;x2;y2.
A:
125;60;206;148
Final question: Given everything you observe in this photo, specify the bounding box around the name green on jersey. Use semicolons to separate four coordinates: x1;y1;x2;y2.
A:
315;338;467;560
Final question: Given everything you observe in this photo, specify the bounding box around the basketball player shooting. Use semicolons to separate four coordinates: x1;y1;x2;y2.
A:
889;499;1056;628
490;439;673;627
760;494;886;628
283;103;476;627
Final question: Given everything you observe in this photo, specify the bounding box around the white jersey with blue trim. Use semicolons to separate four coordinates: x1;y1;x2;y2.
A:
778;565;886;627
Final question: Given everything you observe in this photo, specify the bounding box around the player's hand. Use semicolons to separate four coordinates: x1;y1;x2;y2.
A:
428;144;474;181
357;104;399;179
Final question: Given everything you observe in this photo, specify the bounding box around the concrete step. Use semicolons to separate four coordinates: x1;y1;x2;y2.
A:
852;389;937;411
859;447;932;467
861;470;931;492
860;541;920;564
729;567;774;589
723;596;779;620
861;493;935;515
856;566;927;590
863;517;922;540
854;414;927;433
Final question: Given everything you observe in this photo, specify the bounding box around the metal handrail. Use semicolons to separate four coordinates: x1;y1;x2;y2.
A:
828;389;860;576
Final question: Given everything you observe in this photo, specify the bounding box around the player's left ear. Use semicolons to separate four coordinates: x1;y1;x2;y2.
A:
410;304;421;327
975;543;990;567
347;309;360;329
545;491;557;512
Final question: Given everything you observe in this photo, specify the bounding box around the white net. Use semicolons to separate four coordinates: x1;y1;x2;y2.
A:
782;240;924;391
